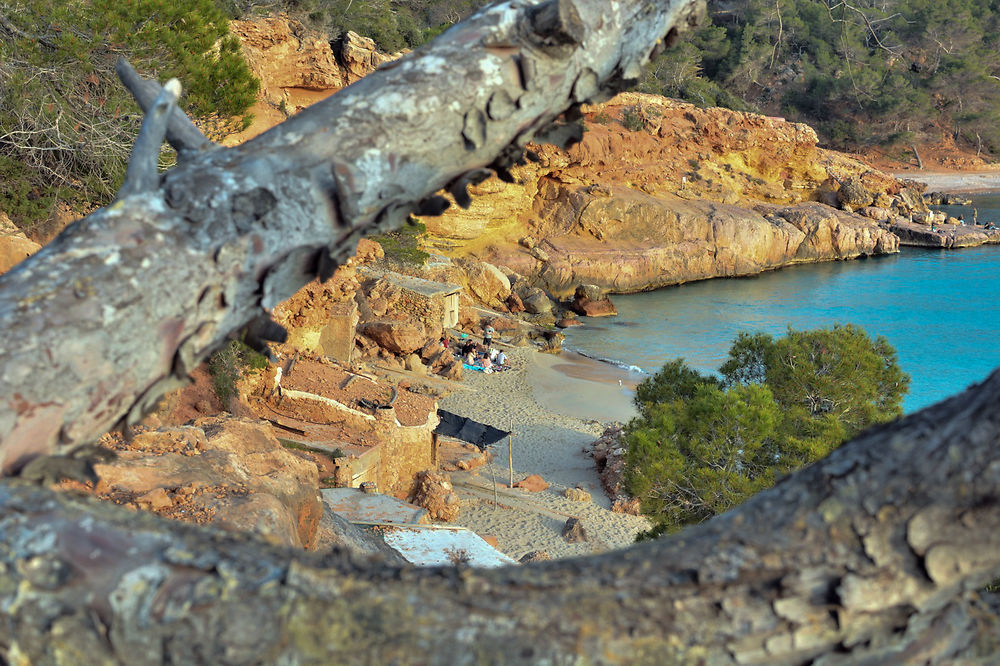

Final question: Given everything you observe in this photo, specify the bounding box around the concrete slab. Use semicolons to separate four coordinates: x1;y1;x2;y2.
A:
321;488;428;525
377;525;517;568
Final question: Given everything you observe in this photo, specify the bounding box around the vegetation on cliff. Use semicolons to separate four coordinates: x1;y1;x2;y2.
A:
643;0;1000;154
0;0;258;229
626;324;909;536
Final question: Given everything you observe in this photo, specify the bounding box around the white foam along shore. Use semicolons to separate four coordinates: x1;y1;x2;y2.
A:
439;345;650;561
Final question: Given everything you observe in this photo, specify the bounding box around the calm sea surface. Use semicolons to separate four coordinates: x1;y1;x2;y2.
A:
562;193;1000;413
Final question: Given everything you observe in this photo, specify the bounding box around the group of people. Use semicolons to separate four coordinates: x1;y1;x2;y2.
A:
453;327;508;373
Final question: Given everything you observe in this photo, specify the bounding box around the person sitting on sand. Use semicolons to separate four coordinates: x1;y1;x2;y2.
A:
465;350;476;366
461;339;476;357
482;355;493;371
496;350;507;366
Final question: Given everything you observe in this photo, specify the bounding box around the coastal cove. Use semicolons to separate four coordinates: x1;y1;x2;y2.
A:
560;244;1000;414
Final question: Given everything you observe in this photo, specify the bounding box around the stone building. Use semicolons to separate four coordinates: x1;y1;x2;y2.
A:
363;269;461;335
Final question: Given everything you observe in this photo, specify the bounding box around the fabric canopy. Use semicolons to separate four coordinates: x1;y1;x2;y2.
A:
434;410;510;450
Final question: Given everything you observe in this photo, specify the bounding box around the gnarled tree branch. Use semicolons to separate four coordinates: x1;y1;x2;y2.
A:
0;0;705;473
4;0;1000;662
3;370;1000;663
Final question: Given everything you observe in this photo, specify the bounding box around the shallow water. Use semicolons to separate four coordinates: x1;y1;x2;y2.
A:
562;240;1000;414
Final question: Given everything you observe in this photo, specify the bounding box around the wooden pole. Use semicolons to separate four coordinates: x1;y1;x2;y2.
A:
508;418;514;488
489;457;498;510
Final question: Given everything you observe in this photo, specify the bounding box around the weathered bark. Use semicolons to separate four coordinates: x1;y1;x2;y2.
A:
3;372;1000;663
3;0;1000;663
0;0;705;473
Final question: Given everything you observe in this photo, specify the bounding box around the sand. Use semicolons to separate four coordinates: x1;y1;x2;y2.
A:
892;170;1000;193
439;346;650;561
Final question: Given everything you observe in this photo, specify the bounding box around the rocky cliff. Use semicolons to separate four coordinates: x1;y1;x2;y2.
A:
422;93;910;295
225;20;916;297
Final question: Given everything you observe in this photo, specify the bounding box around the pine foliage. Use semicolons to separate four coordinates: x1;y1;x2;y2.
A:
626;325;909;536
0;0;259;229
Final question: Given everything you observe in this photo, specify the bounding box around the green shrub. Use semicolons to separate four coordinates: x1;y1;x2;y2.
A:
371;218;430;266
0;0;259;229
208;339;268;405
620;106;645;132
591;111;612;125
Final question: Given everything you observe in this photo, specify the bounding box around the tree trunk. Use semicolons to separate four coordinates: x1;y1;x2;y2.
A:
3;0;1000;663
0;0;705;473
4;373;1000;663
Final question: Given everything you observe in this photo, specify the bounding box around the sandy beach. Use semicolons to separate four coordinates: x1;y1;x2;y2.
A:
893;169;1000;193
439;345;650;561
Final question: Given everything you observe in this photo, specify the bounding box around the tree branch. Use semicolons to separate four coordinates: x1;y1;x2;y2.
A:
0;0;706;474
114;58;214;157
3;369;1000;662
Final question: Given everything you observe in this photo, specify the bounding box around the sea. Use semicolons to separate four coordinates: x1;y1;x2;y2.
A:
560;192;1000;414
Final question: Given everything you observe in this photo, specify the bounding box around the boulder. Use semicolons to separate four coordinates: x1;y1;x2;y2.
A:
419;340;445;362
837;176;874;209
513;474;548;492
404;353;426;374
410;470;460;522
520;287;554;315
360;321;428;355
569;291;618;317
438;358;464;381
611;497;643;515
519;550;551;563
563;487;592;502
561;517;588;543
555;318;583;328
312;504;407;563
505;292;525;313
462;260;512;307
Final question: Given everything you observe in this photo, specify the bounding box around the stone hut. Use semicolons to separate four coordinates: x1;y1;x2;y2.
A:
368;270;462;335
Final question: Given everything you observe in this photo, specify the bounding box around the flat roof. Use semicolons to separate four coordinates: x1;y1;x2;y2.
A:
362;268;461;298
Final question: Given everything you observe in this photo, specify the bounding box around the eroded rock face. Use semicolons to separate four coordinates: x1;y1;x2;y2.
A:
420;94;916;296
460;259;512;309
480;189;898;296
92;418;322;548
0;213;41;274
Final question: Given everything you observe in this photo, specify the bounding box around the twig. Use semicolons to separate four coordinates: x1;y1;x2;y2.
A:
117;79;180;198
115;58;213;156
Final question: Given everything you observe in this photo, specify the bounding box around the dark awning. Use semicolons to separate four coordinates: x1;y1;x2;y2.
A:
434;410;510;450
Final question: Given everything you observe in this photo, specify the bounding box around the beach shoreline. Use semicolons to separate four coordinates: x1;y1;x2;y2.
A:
439;345;649;561
892;169;1000;193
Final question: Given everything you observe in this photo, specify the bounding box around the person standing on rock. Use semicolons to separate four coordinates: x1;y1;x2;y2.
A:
483;324;495;348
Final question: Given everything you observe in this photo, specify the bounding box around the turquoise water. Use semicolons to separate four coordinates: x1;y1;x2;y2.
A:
562;206;1000;413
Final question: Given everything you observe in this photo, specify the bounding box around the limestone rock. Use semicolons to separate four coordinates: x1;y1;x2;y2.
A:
360;321;428;355
410;470;460;522
338;31;399;84
94;417;323;548
570;285;618;317
564;487;592;502
561;517;588;543
514;474;548;492
461;260;512;308
837;176;875;209
404;353;426;374
520;287;554;315
519;550;551;563
0;213;41;274
312;503;407;564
